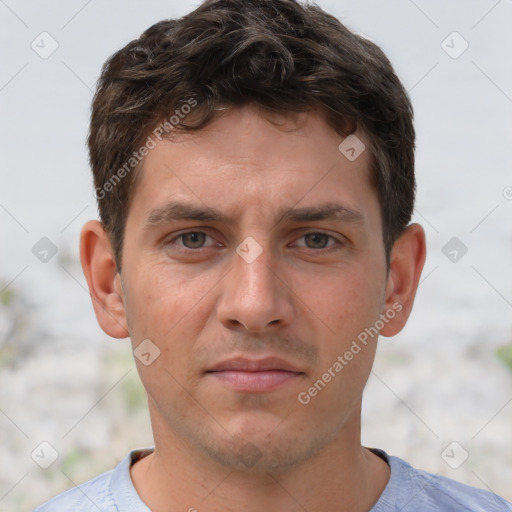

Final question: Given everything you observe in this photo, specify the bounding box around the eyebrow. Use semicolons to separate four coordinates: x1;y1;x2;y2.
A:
144;201;365;229
277;204;364;224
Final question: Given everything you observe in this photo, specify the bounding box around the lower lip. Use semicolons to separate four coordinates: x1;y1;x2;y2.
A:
207;370;303;392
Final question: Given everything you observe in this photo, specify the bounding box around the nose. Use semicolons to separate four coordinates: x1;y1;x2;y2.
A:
216;241;294;333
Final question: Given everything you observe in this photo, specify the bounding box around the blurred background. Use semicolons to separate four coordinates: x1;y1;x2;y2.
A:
1;0;511;509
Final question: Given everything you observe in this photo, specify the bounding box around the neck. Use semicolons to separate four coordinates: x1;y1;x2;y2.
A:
131;404;390;512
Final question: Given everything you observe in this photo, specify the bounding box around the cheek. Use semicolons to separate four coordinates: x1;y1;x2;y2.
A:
299;264;385;339
123;265;212;398
297;274;382;416
122;261;206;342
122;259;229;381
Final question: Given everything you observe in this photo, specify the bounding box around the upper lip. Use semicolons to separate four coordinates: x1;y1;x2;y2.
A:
206;356;303;373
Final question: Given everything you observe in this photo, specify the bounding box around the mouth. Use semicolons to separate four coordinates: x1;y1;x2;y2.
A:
204;356;305;393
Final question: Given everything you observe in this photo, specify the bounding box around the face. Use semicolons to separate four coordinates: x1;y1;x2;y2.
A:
117;106;393;471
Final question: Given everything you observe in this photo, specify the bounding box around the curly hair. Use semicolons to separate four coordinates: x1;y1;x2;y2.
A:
88;0;415;270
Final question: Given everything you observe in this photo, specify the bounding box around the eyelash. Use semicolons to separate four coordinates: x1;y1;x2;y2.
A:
165;230;343;255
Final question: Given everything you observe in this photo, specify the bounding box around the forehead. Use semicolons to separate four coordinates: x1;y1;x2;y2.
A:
129;106;378;228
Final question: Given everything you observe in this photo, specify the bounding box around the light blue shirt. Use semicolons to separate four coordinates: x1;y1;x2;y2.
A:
34;448;512;511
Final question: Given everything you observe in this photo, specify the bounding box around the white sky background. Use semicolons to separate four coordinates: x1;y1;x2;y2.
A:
1;1;511;323
1;0;511;332
1;0;512;506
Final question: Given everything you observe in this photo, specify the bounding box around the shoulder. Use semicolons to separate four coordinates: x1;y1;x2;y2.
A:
32;468;115;511
374;452;512;511
32;449;152;511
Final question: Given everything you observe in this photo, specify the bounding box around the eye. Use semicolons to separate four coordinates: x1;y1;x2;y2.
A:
303;233;332;249
166;231;220;251
180;232;209;249
294;232;339;250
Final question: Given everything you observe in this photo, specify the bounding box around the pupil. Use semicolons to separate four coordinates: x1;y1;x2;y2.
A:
306;233;328;248
184;232;205;248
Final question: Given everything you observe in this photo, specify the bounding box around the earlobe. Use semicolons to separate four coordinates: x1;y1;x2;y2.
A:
380;223;426;337
79;220;129;339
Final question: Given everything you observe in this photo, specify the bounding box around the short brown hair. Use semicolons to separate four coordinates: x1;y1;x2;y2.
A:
88;0;415;270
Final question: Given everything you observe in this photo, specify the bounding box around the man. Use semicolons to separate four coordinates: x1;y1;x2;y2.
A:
35;0;512;510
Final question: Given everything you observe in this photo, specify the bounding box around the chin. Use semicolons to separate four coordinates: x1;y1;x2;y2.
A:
194;418;335;473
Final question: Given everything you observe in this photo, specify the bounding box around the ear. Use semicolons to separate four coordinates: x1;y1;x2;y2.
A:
79;220;129;338
380;223;426;337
